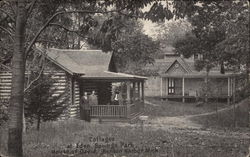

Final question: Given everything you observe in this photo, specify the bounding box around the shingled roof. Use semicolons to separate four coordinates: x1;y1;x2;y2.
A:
145;56;236;77
144;57;178;74
46;48;112;75
44;48;146;80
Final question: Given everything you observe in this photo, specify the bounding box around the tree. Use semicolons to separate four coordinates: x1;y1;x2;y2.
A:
112;28;160;74
173;0;249;76
172;0;249;103
156;19;192;47
214;0;250;81
87;16;160;74
24;73;67;130
0;1;176;156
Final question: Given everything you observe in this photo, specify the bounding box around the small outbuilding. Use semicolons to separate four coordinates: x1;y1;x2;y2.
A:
145;55;240;103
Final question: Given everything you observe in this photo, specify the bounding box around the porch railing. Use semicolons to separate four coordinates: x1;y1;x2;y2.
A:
90;105;127;118
90;101;143;118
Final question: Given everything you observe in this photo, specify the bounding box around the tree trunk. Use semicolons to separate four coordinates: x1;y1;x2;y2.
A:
233;77;236;127
8;0;27;157
22;107;26;133
220;61;225;74
37;114;41;131
246;61;249;84
204;66;209;103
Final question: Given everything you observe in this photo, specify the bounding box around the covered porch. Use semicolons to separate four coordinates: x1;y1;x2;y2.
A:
78;72;146;119
160;73;237;104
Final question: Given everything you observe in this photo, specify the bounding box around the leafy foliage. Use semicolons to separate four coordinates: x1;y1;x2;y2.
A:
112;27;160;73
24;73;68;130
156;19;192;47
0;102;8;126
173;0;249;74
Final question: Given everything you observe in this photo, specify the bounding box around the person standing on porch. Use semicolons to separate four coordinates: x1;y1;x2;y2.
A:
89;90;98;106
80;92;91;122
113;90;119;105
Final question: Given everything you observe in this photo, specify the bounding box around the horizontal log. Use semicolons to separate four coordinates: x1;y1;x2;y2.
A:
0;96;10;99
51;76;66;79
52;93;60;97
70;107;79;110
0;79;12;83
54;79;67;83
74;100;80;103
0;77;12;80
0;86;11;89
51;86;66;90
0;89;11;93
69;111;77;114
75;88;79;91
53;83;66;86
0;74;12;76
0;93;11;96
0;83;12;86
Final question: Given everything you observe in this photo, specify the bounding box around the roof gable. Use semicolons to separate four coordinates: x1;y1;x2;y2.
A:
165;58;192;74
166;60;188;74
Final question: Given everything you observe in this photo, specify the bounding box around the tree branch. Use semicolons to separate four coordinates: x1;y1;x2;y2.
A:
26;0;37;16
49;23;79;33
0;63;11;70
49;23;88;39
0;25;14;41
24;59;45;92
118;10;143;19
36;39;58;44
2;0;17;16
25;8;122;59
0;8;15;22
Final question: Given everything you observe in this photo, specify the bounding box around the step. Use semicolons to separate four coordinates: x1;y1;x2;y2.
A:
129;112;145;124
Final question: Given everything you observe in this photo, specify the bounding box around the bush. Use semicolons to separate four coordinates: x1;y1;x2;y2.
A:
236;83;250;102
0;101;8;126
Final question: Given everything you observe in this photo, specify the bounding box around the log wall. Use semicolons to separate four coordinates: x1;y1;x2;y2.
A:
68;77;80;118
0;71;72;119
0;72;12;102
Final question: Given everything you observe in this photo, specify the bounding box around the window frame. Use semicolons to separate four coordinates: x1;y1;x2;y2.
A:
168;78;175;95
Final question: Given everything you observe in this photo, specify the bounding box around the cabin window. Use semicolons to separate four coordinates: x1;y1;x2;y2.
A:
168;78;175;94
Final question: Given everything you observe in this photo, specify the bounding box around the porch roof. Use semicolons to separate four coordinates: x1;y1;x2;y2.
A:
80;71;147;81
161;72;241;78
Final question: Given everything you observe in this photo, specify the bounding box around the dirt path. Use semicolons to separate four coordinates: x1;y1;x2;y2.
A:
145;98;249;130
115;98;250;140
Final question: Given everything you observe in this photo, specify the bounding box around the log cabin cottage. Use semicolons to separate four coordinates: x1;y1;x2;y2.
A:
0;48;146;121
145;51;240;104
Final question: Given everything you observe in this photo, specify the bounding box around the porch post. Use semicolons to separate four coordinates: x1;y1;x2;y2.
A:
142;81;145;103
126;81;131;104
227;77;230;104
230;77;233;96
166;78;169;96
182;77;185;102
204;77;208;102
132;82;136;102
137;82;141;101
162;77;166;97
160;77;163;97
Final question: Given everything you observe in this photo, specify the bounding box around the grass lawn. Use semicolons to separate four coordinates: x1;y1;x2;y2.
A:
191;98;250;128
144;97;228;117
1;119;250;157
